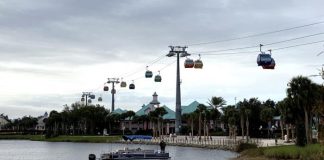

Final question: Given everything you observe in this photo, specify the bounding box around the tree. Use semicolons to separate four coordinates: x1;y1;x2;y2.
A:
287;76;318;145
208;96;225;131
154;107;167;137
260;107;275;138
195;104;207;138
221;105;239;139
237;101;246;140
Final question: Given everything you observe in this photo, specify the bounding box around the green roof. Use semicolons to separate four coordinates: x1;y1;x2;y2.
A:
161;105;175;120
135;104;150;116
182;101;200;114
135;104;175;120
112;108;127;114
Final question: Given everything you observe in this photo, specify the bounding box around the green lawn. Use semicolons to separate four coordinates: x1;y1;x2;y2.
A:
0;134;121;143
237;144;324;160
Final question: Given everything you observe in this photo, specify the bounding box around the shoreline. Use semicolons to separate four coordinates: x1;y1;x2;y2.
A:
0;134;238;151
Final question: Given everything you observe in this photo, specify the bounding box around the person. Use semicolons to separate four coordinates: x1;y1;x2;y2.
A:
159;140;166;153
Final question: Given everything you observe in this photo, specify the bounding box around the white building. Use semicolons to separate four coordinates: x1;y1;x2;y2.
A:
35;112;48;131
0;115;9;130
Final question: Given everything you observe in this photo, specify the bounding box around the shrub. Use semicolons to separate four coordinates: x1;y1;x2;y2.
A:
236;142;258;152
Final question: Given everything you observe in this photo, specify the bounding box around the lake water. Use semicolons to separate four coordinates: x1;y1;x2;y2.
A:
0;140;238;160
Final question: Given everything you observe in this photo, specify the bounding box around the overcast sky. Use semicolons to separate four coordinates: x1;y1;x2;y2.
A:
0;0;323;118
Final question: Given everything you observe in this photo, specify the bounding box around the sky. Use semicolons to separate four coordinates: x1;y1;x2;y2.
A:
0;0;323;119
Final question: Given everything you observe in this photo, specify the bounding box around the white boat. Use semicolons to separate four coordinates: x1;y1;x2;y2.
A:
89;148;170;160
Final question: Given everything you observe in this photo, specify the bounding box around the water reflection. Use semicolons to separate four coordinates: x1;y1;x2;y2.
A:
0;140;237;160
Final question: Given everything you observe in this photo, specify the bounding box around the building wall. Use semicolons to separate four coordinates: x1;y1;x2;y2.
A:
0;117;9;130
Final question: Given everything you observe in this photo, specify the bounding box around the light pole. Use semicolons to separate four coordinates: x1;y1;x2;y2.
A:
106;78;120;112
166;46;190;134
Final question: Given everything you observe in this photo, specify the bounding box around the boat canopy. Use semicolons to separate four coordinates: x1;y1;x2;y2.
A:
122;135;152;141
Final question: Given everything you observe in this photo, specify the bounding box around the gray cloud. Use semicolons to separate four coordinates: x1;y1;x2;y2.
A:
0;0;324;117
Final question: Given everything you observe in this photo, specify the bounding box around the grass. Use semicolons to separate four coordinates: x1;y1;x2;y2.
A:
0;134;121;143
45;135;121;143
236;144;324;160
0;134;45;141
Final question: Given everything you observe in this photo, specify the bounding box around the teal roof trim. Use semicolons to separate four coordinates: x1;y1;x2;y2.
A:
161;105;175;120
182;101;200;114
135;104;150;116
112;108;127;114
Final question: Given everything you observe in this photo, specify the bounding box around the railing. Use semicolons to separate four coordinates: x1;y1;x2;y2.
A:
132;136;256;150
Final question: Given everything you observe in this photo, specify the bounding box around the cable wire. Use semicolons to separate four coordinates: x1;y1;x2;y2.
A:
191;32;324;54
186;21;324;46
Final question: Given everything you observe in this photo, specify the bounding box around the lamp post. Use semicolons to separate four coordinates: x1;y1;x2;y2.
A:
106;78;120;112
166;46;190;134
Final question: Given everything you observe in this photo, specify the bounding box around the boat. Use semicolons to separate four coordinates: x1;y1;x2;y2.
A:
89;147;170;160
89;136;170;160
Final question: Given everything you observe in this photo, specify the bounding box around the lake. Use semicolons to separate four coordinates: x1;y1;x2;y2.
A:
0;140;238;160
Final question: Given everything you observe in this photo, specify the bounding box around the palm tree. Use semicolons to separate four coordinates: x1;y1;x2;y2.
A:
208;96;226;130
260;107;275;138
237;101;245;140
195;104;207;138
222;105;239;139
148;111;158;138
154;107;167;137
182;113;196;136
287;76;318;145
276;99;286;140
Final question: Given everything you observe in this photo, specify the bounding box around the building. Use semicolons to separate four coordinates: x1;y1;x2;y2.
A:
115;92;209;135
35;112;48;131
0;115;9;130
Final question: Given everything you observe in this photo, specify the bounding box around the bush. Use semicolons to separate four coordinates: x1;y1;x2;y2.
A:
263;144;324;160
236;142;258;152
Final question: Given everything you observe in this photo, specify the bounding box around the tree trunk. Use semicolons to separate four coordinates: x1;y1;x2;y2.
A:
191;119;193;137
199;112;202;138
240;114;245;140
309;113;313;143
203;117;206;140
267;121;271;139
280;119;284;140
286;124;290;141
246;117;249;141
304;107;310;144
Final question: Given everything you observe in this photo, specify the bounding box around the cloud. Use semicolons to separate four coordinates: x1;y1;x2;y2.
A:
0;0;324;118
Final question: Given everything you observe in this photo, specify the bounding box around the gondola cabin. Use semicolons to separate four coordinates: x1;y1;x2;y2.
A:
120;81;127;87
90;95;95;99
257;53;272;66
155;75;162;82
261;57;276;69
88;99;92;103
111;89;116;94
194;59;203;69
103;86;109;91
98;97;102;102
184;58;194;68
129;83;135;89
81;97;85;102
145;70;153;78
